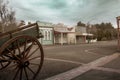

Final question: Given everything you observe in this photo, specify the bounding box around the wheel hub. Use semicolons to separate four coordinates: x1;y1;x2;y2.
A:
24;61;30;67
19;61;30;68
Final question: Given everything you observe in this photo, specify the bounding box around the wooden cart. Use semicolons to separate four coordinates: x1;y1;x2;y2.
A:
0;23;44;80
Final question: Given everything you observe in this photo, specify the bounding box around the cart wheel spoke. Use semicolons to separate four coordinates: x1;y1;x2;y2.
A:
6;48;21;61
20;68;23;80
22;39;29;57
24;43;34;58
27;47;39;58
28;56;41;61
13;68;20;80
0;63;3;67
6;64;17;70
27;66;35;75
16;40;21;55
24;67;29;80
6;48;13;54
0;55;10;69
24;39;28;51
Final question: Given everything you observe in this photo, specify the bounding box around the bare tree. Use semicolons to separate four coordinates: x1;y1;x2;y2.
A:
0;0;17;33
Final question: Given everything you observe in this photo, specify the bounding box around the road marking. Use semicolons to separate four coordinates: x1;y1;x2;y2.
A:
84;49;105;56
45;58;84;65
45;53;120;80
93;67;120;74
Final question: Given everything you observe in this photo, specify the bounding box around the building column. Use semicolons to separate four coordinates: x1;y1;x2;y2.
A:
61;33;63;45
54;34;55;45
117;17;120;50
85;36;87;43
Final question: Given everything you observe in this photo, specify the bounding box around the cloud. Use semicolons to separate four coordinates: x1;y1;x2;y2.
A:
9;0;120;27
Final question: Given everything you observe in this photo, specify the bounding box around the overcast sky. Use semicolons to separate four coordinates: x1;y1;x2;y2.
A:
9;0;120;27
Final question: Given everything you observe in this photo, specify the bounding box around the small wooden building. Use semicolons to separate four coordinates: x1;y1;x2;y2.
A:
37;21;54;45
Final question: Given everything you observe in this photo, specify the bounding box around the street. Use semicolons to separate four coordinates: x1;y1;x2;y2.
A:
37;40;120;80
0;40;120;80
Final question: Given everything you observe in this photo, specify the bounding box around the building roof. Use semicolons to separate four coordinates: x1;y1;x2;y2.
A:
54;26;75;33
36;21;53;27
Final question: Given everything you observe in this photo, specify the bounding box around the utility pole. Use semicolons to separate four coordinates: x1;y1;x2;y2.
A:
116;16;120;51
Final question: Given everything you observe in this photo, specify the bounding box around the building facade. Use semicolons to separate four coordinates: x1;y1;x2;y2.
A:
37;21;94;45
67;27;76;44
75;26;93;43
54;23;76;45
37;21;54;45
75;26;87;43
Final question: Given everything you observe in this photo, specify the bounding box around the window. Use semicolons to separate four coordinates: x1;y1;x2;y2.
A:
44;31;47;40
48;31;51;40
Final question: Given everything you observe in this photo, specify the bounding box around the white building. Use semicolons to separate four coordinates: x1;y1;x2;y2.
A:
54;23;76;45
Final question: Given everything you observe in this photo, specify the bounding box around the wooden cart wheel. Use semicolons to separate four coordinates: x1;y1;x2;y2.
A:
0;35;44;80
0;55;11;70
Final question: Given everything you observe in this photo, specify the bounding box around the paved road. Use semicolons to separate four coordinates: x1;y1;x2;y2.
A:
38;40;118;80
0;40;119;80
